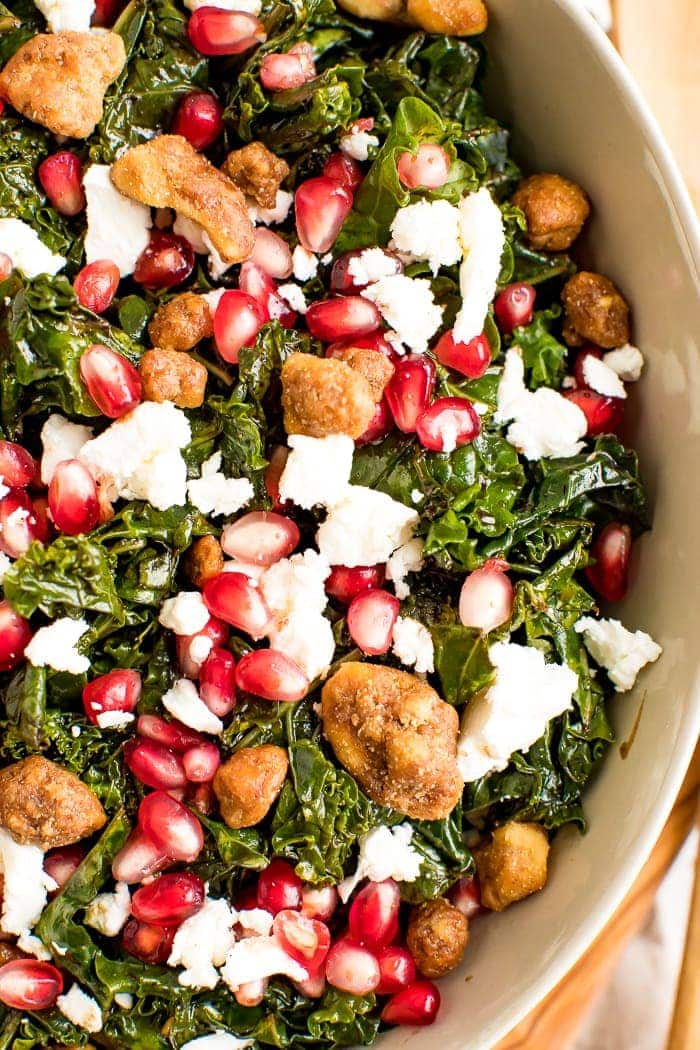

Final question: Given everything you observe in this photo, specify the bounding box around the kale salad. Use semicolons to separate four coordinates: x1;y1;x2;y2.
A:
0;0;662;1047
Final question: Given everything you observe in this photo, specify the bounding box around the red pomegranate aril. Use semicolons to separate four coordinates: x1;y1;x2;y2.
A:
327;331;398;364
37;151;85;216
0;441;36;488
136;714;204;754
306;296;381;341
176;616;230;679
416;396;481;453
397;143;450;190
348;878;401;948
330;249;402;295
573;346;603;388
132;872;205;926
235;649;309;702
124;738;187;790
234;979;267;1007
563;388;624;436
172;91;224;150
449;876;484;918
347;589;399;656
586;522;632;603
257;859;303;914
274;910;331;972
356;398;393;446
214;289;268;365
121;918;175;964
0;489;49;558
221;512;300;567
301;885;338;921
295;176;353;254
265;446;289;510
182;740;221;783
203;572;273;639
325;939;380;995
260;43;316;91
0;960;64;1011
138;791;204;863
251;228;293;280
134;231;194;290
459;558;513;633
326;564;385;605
382;979;441;1026
112;827;171;884
323;151;363;192
48;459;100;536
92;0;126;26
188;7;266;56
239;262;295;328
73;260;121;315
44;845;84;892
385;355;436;433
83;668;142;725
0;600;32;673
0;252;12;280
493;282;536;334
434;329;491;379
376;945;417;995
199;647;237;717
188;780;215;815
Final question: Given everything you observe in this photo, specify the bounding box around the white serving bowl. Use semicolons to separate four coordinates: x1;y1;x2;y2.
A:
382;1;700;1047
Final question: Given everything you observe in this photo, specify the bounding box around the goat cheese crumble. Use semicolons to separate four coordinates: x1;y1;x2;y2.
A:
386;538;424;599
159;591;210;636
0;218;65;278
278;282;308;315
168;897;237;989
390;199;462;275
56;985;103;1034
85;882;131;938
248;190;294;226
96;711;135;730
582;354;627;399
260;550;335;681
40;414;94;485
221;936;308;991
187;452;254;519
162;679;223;735
25;617;90;674
33;0;95;33
361;275;443;353
292;245;319;281
0;829;55;935
278;434;354;510
575;616;662;692
339;824;422;901
182;1035;254;1050
340;128;379;161
453;187;505;344
83;166;152;277
348;247;401;286
316;486;419;567
603;343;644;381
392;616;434;673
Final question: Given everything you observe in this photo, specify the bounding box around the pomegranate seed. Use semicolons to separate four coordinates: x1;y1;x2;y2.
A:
37;152;85;216
199;647;237;717
257;859;303;914
182;740;221;783
235;649;309;702
44;845;84;893
0;252;12;280
434;330;491;379
327;331;398;364
203;573;273;639
0;960;63;1011
325;939;380;995
348;879;401;948
92;0;125;25
0;489;49;557
176;616;230;679
172;91;224;150
416;396;481;453
347;589;399;656
295;176;353;254
293;969;326;998
265;446;289;510
385;355;436;433
188;780;215;815
323;152;363;192
573;346;603;388
273;910;331;971
356;399;393;446
493;283;536;334
235;884;260;912
138;791;204;863
397;143;450;190
213;289;268;365
121;918;175;964
376;946;416;995
260;43;315;91
329;248;402;295
305;296;381;342
221;511;300;567
326;565;386;605
239;262;295;328
48;459;100;535
73;260;121;315
235;979;267;1007
136;715;204;754
459;558;513;633
301;885;338;921
563;388;624;435
0;441;36;488
132;872;204;926
133;231;194;291
83;668;141;725
0;600;32;672
124;738;187;790
112;828;171;884
586;522;632;602
251;228;293;280
449;876;484;918
382;979;441;1026
188;8;266;55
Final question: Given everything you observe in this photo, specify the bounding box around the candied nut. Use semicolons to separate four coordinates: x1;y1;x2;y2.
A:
0;943;27;965
335;346;394;401
139;348;207;409
512;173;590;251
562;271;631;348
406;897;469;978
473;822;550;911
335;0;487;35
148;293;214;351
281;353;376;439
185;535;224;589
0;756;107;850
213;745;288;828
222;142;290;210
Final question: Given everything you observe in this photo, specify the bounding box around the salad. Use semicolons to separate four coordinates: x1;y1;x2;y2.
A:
0;0;663;1046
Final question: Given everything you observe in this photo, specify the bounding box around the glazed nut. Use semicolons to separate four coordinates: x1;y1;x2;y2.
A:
185;535;224;589
511;173;590;251
0;756;107;850
473;821;550;911
281;353;376;439
561;271;631;348
139;348;208;409
222;141;290;210
335;0;487;35
212;745;289;828
406;897;469;978
335;346;394;402
148;292;214;352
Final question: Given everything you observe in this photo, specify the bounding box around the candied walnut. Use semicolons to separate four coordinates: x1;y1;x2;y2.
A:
148;292;214;351
139;348;207;409
561;271;631;348
0;756;107;850
0;31;126;139
473;822;550;912
336;0;487;35
321;662;462;820
406;898;469;978
213;745;288;829
512;173;590;251
185;535;224;589
335;347;394;401
0;943;26;965
110;135;255;267
222;142;290;210
281;353;376;439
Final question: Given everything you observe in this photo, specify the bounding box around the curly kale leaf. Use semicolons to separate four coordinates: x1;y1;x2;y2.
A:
513;306;569;390
431;624;495;706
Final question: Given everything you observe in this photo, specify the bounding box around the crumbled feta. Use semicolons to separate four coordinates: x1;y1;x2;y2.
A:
237;908;274;936
340;128;379;161
83;166;151;278
575;616;662;692
40;414;94;485
457;641;578;782
56;985;103;1034
292;245;319;282
582;355;627;399
494;348;588;459
189;635;214;668
221;935;307;991
182;1035;254;1050
96;711;135;730
278;282;307;315
162;679;223;736
248;190;294;226
186;0;260;10
25;617;90;674
361;275;443;353
114;993;134;1010
85;882;131;937
390;199;461;276
80;401;191;511
348;248;401;287
392;616;434;673
187;452;254;519
159;591;210;636
168;897;237;989
172;215;231;279
278;434;354;510
317;486;419;567
34;0;95;32
203;288;226;316
260;549;334;681
339;824;422;902
0;218;65;278
453;188;505;344
603;343;644;382
386;538;424;599
0;552;11;583
0;828;55;935
16;930;51;960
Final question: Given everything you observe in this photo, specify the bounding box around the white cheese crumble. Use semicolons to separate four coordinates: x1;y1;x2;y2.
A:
56;985;103;1034
189;635;214;669
25;617;90;674
186;0;261;10
79;401;191;511
159;591;210;636
162;679;223;736
602;343;644;382
84;166;151;278
390;199;461;276
386;538;424;599
187;452;254;519
339;824;422;902
85;882;131;937
453;187;505;345
575;616;662;692
340;128;378;161
237;908;274;936
182;1035;254;1050
292;245;319;282
260;549;335;681
361;275;443;353
96;711;135;730
0;829;55;935
277;282;307;315
457;641;578;783
220;936;307;992
316;486;419;568
582;354;627;399
392;616;434;673
40;414;94;485
115;993;134;1010
168;897;237;989
0;553;11;583
248;190;294;227
278;434;354;510
34;0;95;32
173;215;231;279
348;248;400;287
0;218;65;278
16;931;51;960
494;348;588;459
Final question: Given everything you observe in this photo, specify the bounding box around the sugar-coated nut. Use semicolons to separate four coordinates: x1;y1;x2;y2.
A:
406;897;469;978
335;0;487;35
222;141;290;209
140;348;208;409
511;173;590;251
148;292;214;351
213;745;289;829
281;353;376;439
335;346;394;401
473;821;550;911
185;535;224;589
561;271;631;348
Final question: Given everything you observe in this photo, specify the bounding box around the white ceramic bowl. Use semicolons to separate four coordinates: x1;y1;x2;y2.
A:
382;1;700;1047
